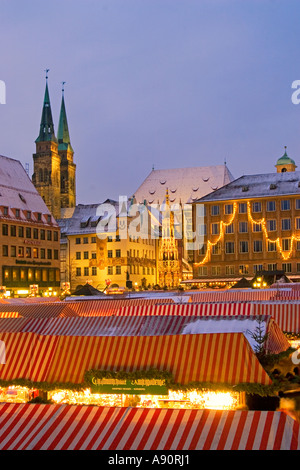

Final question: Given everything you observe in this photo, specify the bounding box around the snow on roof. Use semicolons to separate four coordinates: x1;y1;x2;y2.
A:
197;171;300;203
181;315;267;351
57;201;119;236
133;165;234;205
0;154;52;216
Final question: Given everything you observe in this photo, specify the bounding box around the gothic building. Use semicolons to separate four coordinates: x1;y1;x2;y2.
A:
32;77;76;220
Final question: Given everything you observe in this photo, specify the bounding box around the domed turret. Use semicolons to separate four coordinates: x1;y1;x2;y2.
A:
275;147;297;173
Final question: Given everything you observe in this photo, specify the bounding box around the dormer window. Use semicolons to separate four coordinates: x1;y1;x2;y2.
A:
3;206;8;216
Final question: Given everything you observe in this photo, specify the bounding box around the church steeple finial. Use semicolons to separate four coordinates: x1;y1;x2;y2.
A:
58;82;73;152
35;70;57;143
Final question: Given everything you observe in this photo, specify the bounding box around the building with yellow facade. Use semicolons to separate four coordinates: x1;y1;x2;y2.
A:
58;200;157;292
192;149;300;285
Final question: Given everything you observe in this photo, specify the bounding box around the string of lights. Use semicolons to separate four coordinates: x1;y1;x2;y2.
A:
195;200;300;266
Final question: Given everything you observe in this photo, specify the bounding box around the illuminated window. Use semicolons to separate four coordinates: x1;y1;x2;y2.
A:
239;265;249;274
18;247;24;258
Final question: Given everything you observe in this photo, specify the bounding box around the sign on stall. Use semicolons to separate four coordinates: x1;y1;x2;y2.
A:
90;377;168;395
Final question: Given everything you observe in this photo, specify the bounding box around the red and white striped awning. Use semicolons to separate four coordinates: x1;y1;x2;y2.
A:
0;404;299;450
0;331;272;385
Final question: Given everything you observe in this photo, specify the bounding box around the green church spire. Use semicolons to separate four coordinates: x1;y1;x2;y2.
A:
58;82;73;152
35;70;57;143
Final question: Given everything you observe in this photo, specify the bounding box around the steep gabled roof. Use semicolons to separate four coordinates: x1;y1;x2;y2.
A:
133;164;234;205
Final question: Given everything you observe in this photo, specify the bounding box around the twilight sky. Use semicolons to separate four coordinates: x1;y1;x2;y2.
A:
0;0;300;204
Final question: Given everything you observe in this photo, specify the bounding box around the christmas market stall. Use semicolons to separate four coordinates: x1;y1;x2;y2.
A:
0;314;294;409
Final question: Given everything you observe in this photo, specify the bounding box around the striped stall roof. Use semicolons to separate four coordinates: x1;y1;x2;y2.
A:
189;289;289;303
64;298;174;316
253;302;300;333
119;301;300;334
0;312;20;318
0;331;272;385
0;303;77;318
118;302;255;317
0;314;289;354
0;404;299;450
0;297;175;318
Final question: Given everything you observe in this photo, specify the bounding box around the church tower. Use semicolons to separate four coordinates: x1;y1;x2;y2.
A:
58;82;76;210
32;72;61;220
32;74;76;219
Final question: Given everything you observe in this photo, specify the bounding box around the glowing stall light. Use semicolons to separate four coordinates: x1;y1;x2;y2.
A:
199;391;237;410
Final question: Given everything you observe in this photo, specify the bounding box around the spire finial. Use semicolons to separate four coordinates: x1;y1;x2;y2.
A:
61;81;66;95
45;69;50;81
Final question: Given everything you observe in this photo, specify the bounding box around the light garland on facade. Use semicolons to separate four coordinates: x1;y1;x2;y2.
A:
195;200;300;266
